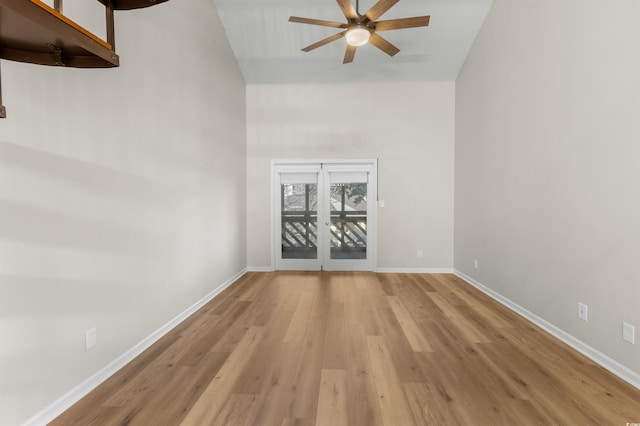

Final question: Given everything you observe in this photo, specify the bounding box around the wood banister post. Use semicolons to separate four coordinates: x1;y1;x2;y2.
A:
106;0;115;51
0;61;6;118
54;0;62;13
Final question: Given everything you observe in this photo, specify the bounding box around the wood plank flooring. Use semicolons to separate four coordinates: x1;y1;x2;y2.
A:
52;272;640;425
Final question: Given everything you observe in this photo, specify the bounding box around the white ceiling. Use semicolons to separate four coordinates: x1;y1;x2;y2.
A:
212;0;493;84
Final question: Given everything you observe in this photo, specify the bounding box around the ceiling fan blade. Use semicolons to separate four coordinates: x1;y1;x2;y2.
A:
336;0;358;21
343;45;357;64
368;32;400;56
363;0;399;23
289;16;348;29
301;31;347;52
374;16;430;31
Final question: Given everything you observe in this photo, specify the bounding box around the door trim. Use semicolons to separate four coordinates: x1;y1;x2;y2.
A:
271;159;378;271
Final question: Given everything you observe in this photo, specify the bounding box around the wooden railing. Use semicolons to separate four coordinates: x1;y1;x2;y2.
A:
281;210;367;255
330;210;367;250
282;212;318;249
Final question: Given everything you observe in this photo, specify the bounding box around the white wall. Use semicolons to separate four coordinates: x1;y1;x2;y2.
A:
455;0;640;376
246;82;455;270
0;1;246;424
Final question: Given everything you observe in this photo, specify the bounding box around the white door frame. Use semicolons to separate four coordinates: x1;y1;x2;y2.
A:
271;159;378;271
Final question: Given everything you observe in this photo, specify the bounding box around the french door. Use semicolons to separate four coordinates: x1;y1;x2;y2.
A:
273;160;377;271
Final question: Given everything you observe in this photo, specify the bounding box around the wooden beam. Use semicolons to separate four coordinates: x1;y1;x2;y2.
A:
0;0;119;68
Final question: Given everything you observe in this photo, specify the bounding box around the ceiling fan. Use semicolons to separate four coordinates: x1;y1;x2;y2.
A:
289;0;430;64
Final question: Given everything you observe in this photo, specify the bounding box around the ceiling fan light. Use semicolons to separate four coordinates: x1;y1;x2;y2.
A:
345;26;370;47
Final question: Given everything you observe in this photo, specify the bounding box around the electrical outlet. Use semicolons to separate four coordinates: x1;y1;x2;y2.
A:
578;303;588;321
417;249;423;258
623;322;635;344
378;200;385;208
474;259;479;269
85;327;97;351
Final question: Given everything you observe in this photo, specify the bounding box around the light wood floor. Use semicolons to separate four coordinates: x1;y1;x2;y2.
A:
52;272;640;425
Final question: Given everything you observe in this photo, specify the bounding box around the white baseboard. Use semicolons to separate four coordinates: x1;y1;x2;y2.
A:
247;267;454;274
454;269;640;391
246;266;275;272
376;267;454;274
23;269;247;426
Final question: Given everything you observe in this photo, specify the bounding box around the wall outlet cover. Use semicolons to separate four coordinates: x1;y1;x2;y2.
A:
578;303;588;321
85;327;97;351
623;322;635;344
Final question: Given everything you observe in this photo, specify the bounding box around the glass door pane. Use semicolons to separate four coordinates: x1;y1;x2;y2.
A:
322;164;374;271
329;183;367;260
281;183;318;259
275;165;322;271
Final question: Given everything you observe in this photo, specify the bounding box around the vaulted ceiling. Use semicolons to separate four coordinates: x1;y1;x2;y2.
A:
213;0;493;84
